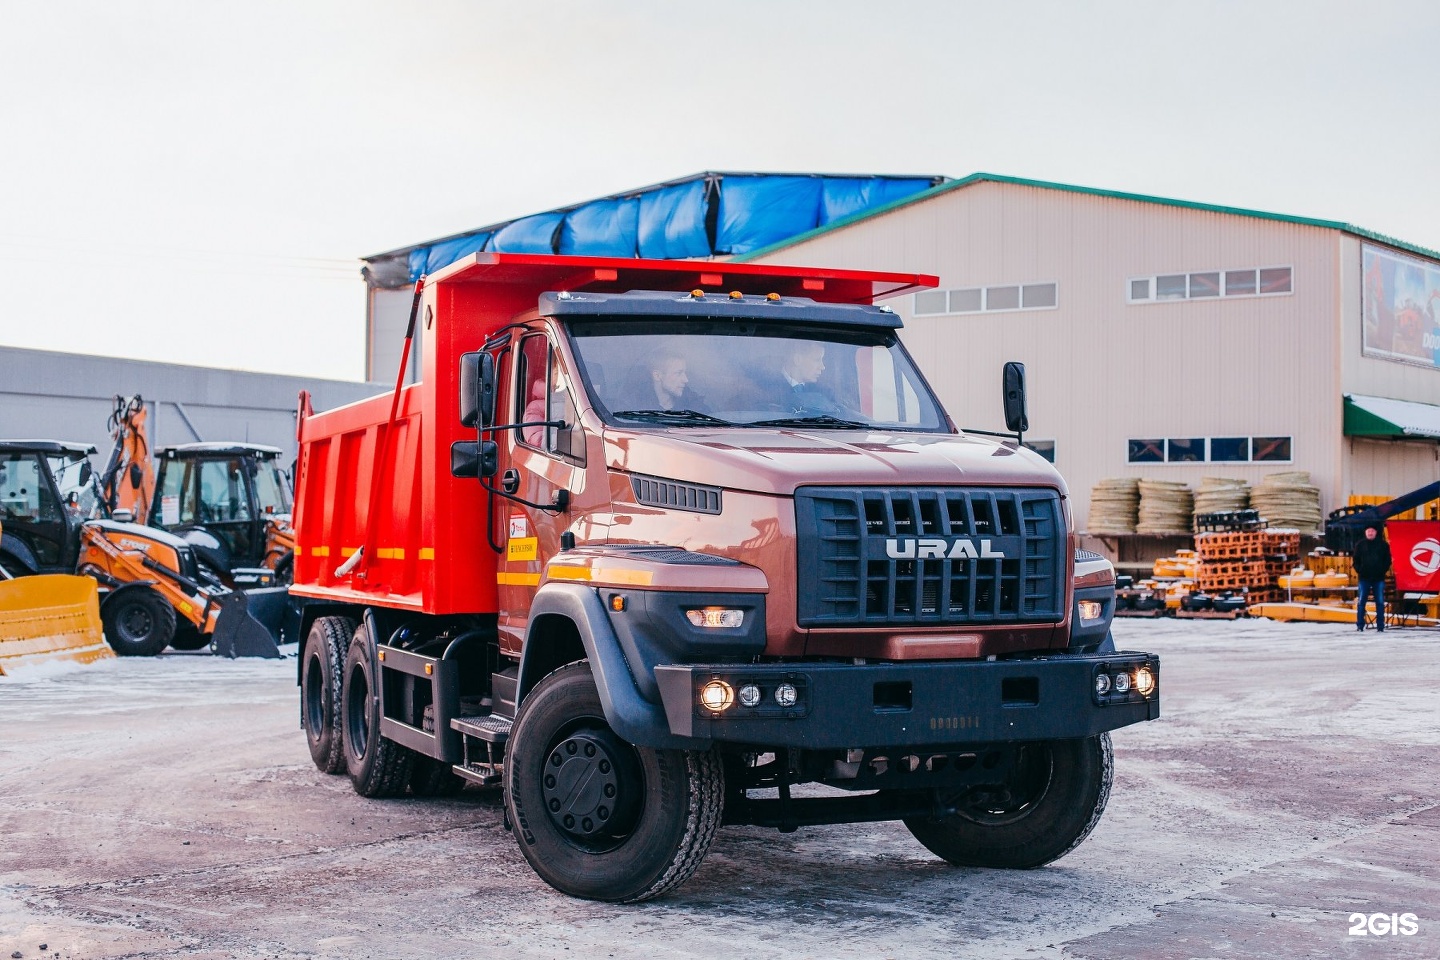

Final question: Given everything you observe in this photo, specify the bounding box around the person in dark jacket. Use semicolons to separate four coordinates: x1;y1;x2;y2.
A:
1352;524;1392;631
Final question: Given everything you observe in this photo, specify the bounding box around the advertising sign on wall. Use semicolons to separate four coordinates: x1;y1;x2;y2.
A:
1362;243;1440;368
1385;521;1440;592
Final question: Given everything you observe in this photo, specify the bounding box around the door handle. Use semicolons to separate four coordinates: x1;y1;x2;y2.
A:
500;468;521;494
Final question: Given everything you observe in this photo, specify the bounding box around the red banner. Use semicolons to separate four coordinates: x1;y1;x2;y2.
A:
1385;521;1440;591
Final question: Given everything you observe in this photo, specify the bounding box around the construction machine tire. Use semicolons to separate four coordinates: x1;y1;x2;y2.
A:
342;623;414;797
302;615;357;775
903;733;1113;869
101;586;176;657
409;756;466;797
273;551;294;586
167;621;210;651
504;662;725;902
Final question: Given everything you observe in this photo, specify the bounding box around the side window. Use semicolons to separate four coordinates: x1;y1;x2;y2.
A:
0;455;59;522
517;334;583;462
197;459;252;522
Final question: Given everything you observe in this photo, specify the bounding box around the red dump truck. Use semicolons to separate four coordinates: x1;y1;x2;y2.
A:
291;253;1159;902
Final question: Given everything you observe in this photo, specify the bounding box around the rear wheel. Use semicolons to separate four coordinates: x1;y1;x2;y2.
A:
342;623;414;796
101;587;176;657
504;662;724;902
904;734;1113;869
302;615;357;774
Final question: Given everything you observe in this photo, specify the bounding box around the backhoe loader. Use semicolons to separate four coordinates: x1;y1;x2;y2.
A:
0;439;284;657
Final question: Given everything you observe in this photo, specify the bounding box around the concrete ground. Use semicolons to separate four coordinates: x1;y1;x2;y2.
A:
1;618;1436;960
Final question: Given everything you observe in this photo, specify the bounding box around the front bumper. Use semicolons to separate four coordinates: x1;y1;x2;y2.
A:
654;653;1159;749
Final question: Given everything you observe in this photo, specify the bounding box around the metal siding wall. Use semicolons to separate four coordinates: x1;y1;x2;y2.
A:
753;182;1344;529
0;346;384;461
1346;438;1439;498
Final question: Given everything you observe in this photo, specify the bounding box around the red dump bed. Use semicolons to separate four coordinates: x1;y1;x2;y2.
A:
289;253;935;615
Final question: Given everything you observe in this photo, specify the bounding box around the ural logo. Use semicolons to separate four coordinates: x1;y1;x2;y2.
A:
886;537;1006;559
1410;538;1440;577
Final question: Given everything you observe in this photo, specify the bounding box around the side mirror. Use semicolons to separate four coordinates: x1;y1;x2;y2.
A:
1002;361;1029;435
459;352;496;429
79;461;93;485
450;440;498;479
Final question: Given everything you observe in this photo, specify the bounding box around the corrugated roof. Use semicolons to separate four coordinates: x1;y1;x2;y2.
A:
731;172;1440;264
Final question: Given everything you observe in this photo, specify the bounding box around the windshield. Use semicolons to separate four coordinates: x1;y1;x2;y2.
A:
46;454;106;520
565;319;949;431
254;461;292;514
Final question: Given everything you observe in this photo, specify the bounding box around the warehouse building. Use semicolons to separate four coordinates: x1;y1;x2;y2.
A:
733;174;1440;535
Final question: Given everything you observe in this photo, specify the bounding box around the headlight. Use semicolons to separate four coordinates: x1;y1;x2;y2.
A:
1094;673;1112;696
774;682;798;708
1112;672;1132;694
698;679;734;712
686;608;745;629
1134;667;1155;696
737;683;762;708
1078;600;1104;622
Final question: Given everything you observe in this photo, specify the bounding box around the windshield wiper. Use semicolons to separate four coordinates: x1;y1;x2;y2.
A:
611;409;735;426
748;414;868;429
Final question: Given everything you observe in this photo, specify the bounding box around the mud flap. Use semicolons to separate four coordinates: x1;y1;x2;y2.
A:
0;574;114;675
212;588;289;659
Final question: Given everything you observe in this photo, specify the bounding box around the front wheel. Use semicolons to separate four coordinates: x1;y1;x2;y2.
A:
101;587;176;657
904;733;1113;869
504;662;724;902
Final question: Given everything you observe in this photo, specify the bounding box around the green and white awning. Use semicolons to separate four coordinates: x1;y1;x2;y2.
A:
1344;394;1440;439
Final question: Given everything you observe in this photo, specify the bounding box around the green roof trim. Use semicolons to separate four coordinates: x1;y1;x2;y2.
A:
732;172;1440;265
1344;394;1440;440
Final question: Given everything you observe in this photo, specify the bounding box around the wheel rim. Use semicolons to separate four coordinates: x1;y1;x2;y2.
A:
957;744;1055;825
303;652;326;739
540;724;642;852
345;662;370;758
117;604;154;642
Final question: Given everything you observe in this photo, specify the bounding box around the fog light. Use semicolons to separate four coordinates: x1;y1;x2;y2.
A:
1112;672;1131;694
686;608;744;629
1134;667;1155;696
699;679;734;712
774;682;798;708
1078;600;1103;622
738;683;762;708
1094;673;1112;696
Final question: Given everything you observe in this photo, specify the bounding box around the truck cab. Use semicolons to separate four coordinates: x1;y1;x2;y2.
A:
291;255;1157;903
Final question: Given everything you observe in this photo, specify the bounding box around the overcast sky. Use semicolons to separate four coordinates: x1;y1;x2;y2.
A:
2;1;1437;382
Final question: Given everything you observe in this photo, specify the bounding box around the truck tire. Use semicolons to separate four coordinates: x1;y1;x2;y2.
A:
302;615;357;775
101;587;176;657
504;662;724;903
409;756;466;797
167;621;210;651
903;733;1113;869
342;624;414;797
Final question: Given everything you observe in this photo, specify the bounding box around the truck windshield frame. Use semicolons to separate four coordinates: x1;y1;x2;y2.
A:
563;318;950;433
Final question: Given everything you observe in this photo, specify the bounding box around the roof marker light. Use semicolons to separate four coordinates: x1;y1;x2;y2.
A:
766;292;781;301
729;290;743;299
690;289;704;298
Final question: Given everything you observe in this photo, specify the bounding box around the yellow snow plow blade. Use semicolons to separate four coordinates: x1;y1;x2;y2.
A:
0;575;113;676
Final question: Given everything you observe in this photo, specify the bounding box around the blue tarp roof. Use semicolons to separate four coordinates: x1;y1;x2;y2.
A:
362;172;945;288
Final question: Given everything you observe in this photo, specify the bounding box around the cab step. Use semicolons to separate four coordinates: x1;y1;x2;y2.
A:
451;714;512;743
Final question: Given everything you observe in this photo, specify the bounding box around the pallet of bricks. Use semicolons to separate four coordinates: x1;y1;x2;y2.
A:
1193;522;1300;604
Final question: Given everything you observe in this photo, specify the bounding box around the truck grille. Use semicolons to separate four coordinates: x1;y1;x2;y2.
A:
795;487;1065;627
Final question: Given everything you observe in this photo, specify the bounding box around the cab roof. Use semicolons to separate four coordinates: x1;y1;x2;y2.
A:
160;442;284;459
0;439;97;457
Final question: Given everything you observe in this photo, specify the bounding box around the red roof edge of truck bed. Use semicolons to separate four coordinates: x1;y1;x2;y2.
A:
424;252;938;305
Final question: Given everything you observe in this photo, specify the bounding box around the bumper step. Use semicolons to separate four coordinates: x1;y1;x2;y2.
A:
451;714;512;743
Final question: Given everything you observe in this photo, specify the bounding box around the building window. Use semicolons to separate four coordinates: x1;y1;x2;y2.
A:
1166;438;1205;462
1252;436;1292;462
914;282;1059;316
1128;265;1293;304
1127;435;1292;464
1128;439;1164;463
1022;439;1056;463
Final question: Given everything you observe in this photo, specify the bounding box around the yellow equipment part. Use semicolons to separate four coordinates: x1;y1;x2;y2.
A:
0;574;114;676
1248;601;1440;627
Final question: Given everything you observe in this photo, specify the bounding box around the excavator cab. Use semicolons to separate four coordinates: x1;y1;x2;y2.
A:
150;443;295;582
0;441;107;576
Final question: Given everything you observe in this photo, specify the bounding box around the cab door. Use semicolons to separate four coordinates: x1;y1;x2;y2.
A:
0;452;68;572
494;329;585;659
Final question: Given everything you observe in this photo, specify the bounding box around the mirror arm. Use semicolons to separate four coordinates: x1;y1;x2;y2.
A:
479;477;570;514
